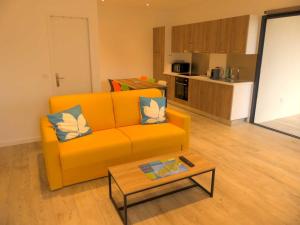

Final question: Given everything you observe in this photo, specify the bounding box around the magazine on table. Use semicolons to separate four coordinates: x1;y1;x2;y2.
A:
139;158;188;180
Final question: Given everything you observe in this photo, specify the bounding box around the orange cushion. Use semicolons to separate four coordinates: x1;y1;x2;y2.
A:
49;93;115;131
140;75;148;81
112;80;121;92
111;89;162;127
118;123;185;154
59;129;131;170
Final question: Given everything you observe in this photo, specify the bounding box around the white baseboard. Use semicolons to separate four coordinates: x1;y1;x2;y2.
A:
0;136;41;148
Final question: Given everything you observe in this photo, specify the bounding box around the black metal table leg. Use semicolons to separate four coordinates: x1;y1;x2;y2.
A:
210;169;215;197
165;87;168;106
108;171;112;199
124;195;128;225
108;168;216;225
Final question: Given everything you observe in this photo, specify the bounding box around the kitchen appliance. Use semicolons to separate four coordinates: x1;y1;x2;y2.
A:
210;67;223;80
172;63;190;74
175;77;189;101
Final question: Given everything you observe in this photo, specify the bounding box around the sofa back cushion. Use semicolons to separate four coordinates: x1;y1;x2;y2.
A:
49;93;115;131
111;89;162;127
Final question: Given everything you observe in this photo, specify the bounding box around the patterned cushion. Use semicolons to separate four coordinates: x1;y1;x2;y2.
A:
47;105;92;142
139;97;167;124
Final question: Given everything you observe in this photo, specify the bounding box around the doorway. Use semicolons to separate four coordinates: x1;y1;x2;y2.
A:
49;16;93;96
251;11;300;139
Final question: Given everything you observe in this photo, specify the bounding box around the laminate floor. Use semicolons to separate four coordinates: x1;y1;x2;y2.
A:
260;114;300;138
1;108;300;225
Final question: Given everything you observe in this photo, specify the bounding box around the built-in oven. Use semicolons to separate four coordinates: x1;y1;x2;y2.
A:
175;77;189;101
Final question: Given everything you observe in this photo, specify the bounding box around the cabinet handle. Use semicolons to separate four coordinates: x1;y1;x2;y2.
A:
176;82;188;86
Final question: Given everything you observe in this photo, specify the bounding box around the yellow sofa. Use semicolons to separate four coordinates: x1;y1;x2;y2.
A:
40;89;190;190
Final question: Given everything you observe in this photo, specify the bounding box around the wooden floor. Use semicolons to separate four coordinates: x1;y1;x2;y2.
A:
1;108;300;225
260;114;300;138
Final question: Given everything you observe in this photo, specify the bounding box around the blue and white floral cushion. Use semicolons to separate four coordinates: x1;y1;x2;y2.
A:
47;105;92;142
140;97;167;124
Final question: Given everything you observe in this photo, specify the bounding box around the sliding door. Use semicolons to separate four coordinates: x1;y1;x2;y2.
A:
252;12;300;138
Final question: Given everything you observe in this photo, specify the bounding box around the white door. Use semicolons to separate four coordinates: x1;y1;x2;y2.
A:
49;16;92;96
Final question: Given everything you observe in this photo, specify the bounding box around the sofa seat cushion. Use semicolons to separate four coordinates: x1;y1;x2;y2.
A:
59;129;131;170
118;123;185;154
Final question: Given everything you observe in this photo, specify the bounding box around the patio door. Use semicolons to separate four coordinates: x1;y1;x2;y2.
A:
251;11;300;138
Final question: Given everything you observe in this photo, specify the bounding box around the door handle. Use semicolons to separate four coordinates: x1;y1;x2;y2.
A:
55;73;64;87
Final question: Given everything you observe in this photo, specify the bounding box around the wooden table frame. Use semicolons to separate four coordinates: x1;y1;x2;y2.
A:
108;168;215;225
115;78;168;97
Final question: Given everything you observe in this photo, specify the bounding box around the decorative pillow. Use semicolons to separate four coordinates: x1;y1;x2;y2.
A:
47;105;92;142
139;97;167;124
121;83;130;91
112;80;121;92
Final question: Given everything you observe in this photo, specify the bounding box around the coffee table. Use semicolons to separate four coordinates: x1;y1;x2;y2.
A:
108;152;216;225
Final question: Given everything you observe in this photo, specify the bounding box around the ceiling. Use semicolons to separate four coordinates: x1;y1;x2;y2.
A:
99;0;204;11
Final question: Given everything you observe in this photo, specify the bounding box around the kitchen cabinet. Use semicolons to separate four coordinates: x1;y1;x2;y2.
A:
216;18;231;53
171;15;259;54
171;23;197;53
203;20;219;53
191;22;205;52
171;25;183;52
228;15;250;54
171;25;192;52
164;73;253;124
216;15;250;53
153;27;165;81
163;74;175;100
189;79;233;120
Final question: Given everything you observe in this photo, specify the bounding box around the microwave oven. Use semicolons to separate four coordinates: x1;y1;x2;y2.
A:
172;63;190;74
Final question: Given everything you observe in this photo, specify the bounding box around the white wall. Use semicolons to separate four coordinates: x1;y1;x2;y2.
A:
0;0;100;147
255;15;300;123
98;3;162;91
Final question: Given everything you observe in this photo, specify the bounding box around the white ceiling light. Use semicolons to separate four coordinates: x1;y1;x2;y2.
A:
146;3;150;7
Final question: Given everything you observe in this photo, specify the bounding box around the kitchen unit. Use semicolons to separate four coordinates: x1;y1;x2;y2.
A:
153;26;165;81
153;15;258;125
172;15;259;54
164;73;253;124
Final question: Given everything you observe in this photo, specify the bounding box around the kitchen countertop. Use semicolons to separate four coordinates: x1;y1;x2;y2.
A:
164;72;253;86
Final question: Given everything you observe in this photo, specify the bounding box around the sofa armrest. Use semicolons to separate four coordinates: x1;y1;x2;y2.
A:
40;117;63;190
166;108;191;151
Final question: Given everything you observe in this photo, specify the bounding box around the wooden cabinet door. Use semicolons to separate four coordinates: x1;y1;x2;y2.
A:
216;19;231;53
183;24;193;52
172;25;184;53
229;15;249;53
172;22;212;53
191;23;205;53
172;25;192;53
153;28;160;54
201;20;219;53
188;80;214;112
208;20;219;53
211;83;233;120
171;26;180;53
188;80;233;120
163;75;175;100
188;79;201;109
199;81;214;114
153;27;165;81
